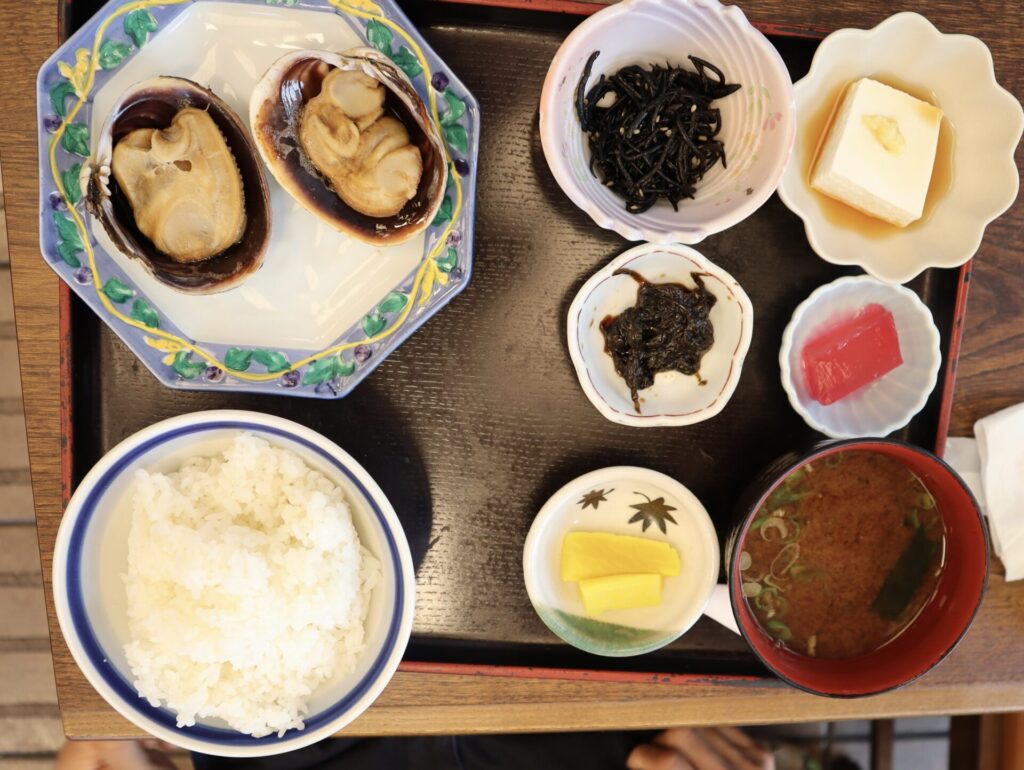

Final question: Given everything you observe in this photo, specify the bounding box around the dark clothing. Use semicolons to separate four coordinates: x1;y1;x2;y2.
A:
193;731;646;770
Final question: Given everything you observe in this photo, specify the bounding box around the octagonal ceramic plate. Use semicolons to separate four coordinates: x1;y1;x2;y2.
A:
37;0;478;397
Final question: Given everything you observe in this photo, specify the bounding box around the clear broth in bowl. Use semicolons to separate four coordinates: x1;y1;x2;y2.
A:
739;450;945;659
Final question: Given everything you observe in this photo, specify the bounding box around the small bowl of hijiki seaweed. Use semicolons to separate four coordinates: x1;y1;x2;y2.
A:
726;439;988;697
540;0;795;244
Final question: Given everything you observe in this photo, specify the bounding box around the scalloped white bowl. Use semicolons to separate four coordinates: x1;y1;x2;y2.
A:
780;276;942;439
778;12;1024;284
568;242;753;427
539;0;795;244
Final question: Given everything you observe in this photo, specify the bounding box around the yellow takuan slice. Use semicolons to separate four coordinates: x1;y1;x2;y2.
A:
578;573;662;617
561;531;681;581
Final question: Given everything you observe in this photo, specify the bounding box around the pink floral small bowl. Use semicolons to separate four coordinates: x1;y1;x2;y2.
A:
539;0;796;244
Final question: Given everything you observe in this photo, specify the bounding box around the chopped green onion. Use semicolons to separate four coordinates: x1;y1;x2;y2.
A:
770;542;800;578
918;492;936;510
755;586;780;611
761;516;789;541
767;484;808;509
785;468;807;487
742;581;761;598
766;619;792;641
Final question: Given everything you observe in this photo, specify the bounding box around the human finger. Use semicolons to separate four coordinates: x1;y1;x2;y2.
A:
697;728;767;770
56;741;102;770
653;729;730;770
92;741;165;770
627;742;697;770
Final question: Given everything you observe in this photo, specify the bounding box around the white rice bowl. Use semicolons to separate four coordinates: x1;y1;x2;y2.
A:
123;433;379;738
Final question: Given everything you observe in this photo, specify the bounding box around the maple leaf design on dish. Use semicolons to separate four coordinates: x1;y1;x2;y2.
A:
628;492;678;533
578;488;614;510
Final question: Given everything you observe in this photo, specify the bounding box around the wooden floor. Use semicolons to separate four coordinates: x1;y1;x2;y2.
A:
0;169;67;766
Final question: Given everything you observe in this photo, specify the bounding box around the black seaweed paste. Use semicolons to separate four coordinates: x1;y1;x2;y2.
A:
600;270;716;412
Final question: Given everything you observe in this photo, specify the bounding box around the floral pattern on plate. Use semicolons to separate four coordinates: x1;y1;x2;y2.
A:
37;0;479;397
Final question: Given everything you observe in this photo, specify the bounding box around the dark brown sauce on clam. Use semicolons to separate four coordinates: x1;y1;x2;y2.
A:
254;57;443;243
95;80;271;292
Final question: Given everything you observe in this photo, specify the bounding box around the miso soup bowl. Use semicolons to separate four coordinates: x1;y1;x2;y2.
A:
723;438;988;697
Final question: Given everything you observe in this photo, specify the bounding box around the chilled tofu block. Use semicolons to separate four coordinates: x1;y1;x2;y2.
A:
811;78;943;227
561;531;681;581
578;573;662;617
801;303;904;405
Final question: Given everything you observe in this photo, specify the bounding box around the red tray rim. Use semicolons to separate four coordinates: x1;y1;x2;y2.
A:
56;0;972;687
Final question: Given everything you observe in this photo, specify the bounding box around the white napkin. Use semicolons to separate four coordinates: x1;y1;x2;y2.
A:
943;402;1024;581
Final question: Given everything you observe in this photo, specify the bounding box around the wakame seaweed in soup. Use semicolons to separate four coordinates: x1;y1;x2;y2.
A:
739;450;945;659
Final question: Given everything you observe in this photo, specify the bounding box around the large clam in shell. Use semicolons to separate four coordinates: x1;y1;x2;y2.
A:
249;48;447;246
82;77;272;294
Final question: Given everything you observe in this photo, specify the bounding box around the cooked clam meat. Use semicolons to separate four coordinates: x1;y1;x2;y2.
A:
111;108;246;263
298;68;422;218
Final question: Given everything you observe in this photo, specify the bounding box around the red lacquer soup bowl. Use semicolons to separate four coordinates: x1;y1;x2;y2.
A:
725;439;989;697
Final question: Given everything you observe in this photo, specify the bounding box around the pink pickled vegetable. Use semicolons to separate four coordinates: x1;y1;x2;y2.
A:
801;303;903;405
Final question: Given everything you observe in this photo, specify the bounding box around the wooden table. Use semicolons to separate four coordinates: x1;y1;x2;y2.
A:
3;0;1023;739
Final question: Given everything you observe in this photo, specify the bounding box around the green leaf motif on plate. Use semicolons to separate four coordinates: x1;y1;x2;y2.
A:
377;291;408;314
389;47;421;80
130;298;159;328
366;19;392;54
252;348;290;373
57;241;81;267
61;123;90;157
52;212;83;267
436;246;457;273
551;609;663;645
98;39;131;69
49;80;76;118
101;277;133;303
61;163;82;205
440;87;466;127
443;123;468;155
53;211;80;244
172;351;206;379
431;196;452;227
123;9;158;48
224;347;253;372
301;356;356;386
362;312;386;337
301;357;337;386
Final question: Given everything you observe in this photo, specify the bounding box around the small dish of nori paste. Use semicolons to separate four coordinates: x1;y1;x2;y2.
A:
601;269;716;412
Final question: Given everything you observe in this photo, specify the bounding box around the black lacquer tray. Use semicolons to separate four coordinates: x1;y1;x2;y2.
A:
61;0;967;680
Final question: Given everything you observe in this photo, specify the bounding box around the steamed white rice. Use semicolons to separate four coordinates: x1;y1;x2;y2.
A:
123;432;379;738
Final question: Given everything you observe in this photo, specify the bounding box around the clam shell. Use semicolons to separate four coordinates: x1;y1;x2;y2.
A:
82;77;272;294
249;48;447;246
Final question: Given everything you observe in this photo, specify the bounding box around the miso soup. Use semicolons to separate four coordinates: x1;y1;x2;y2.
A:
739;450;945;659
